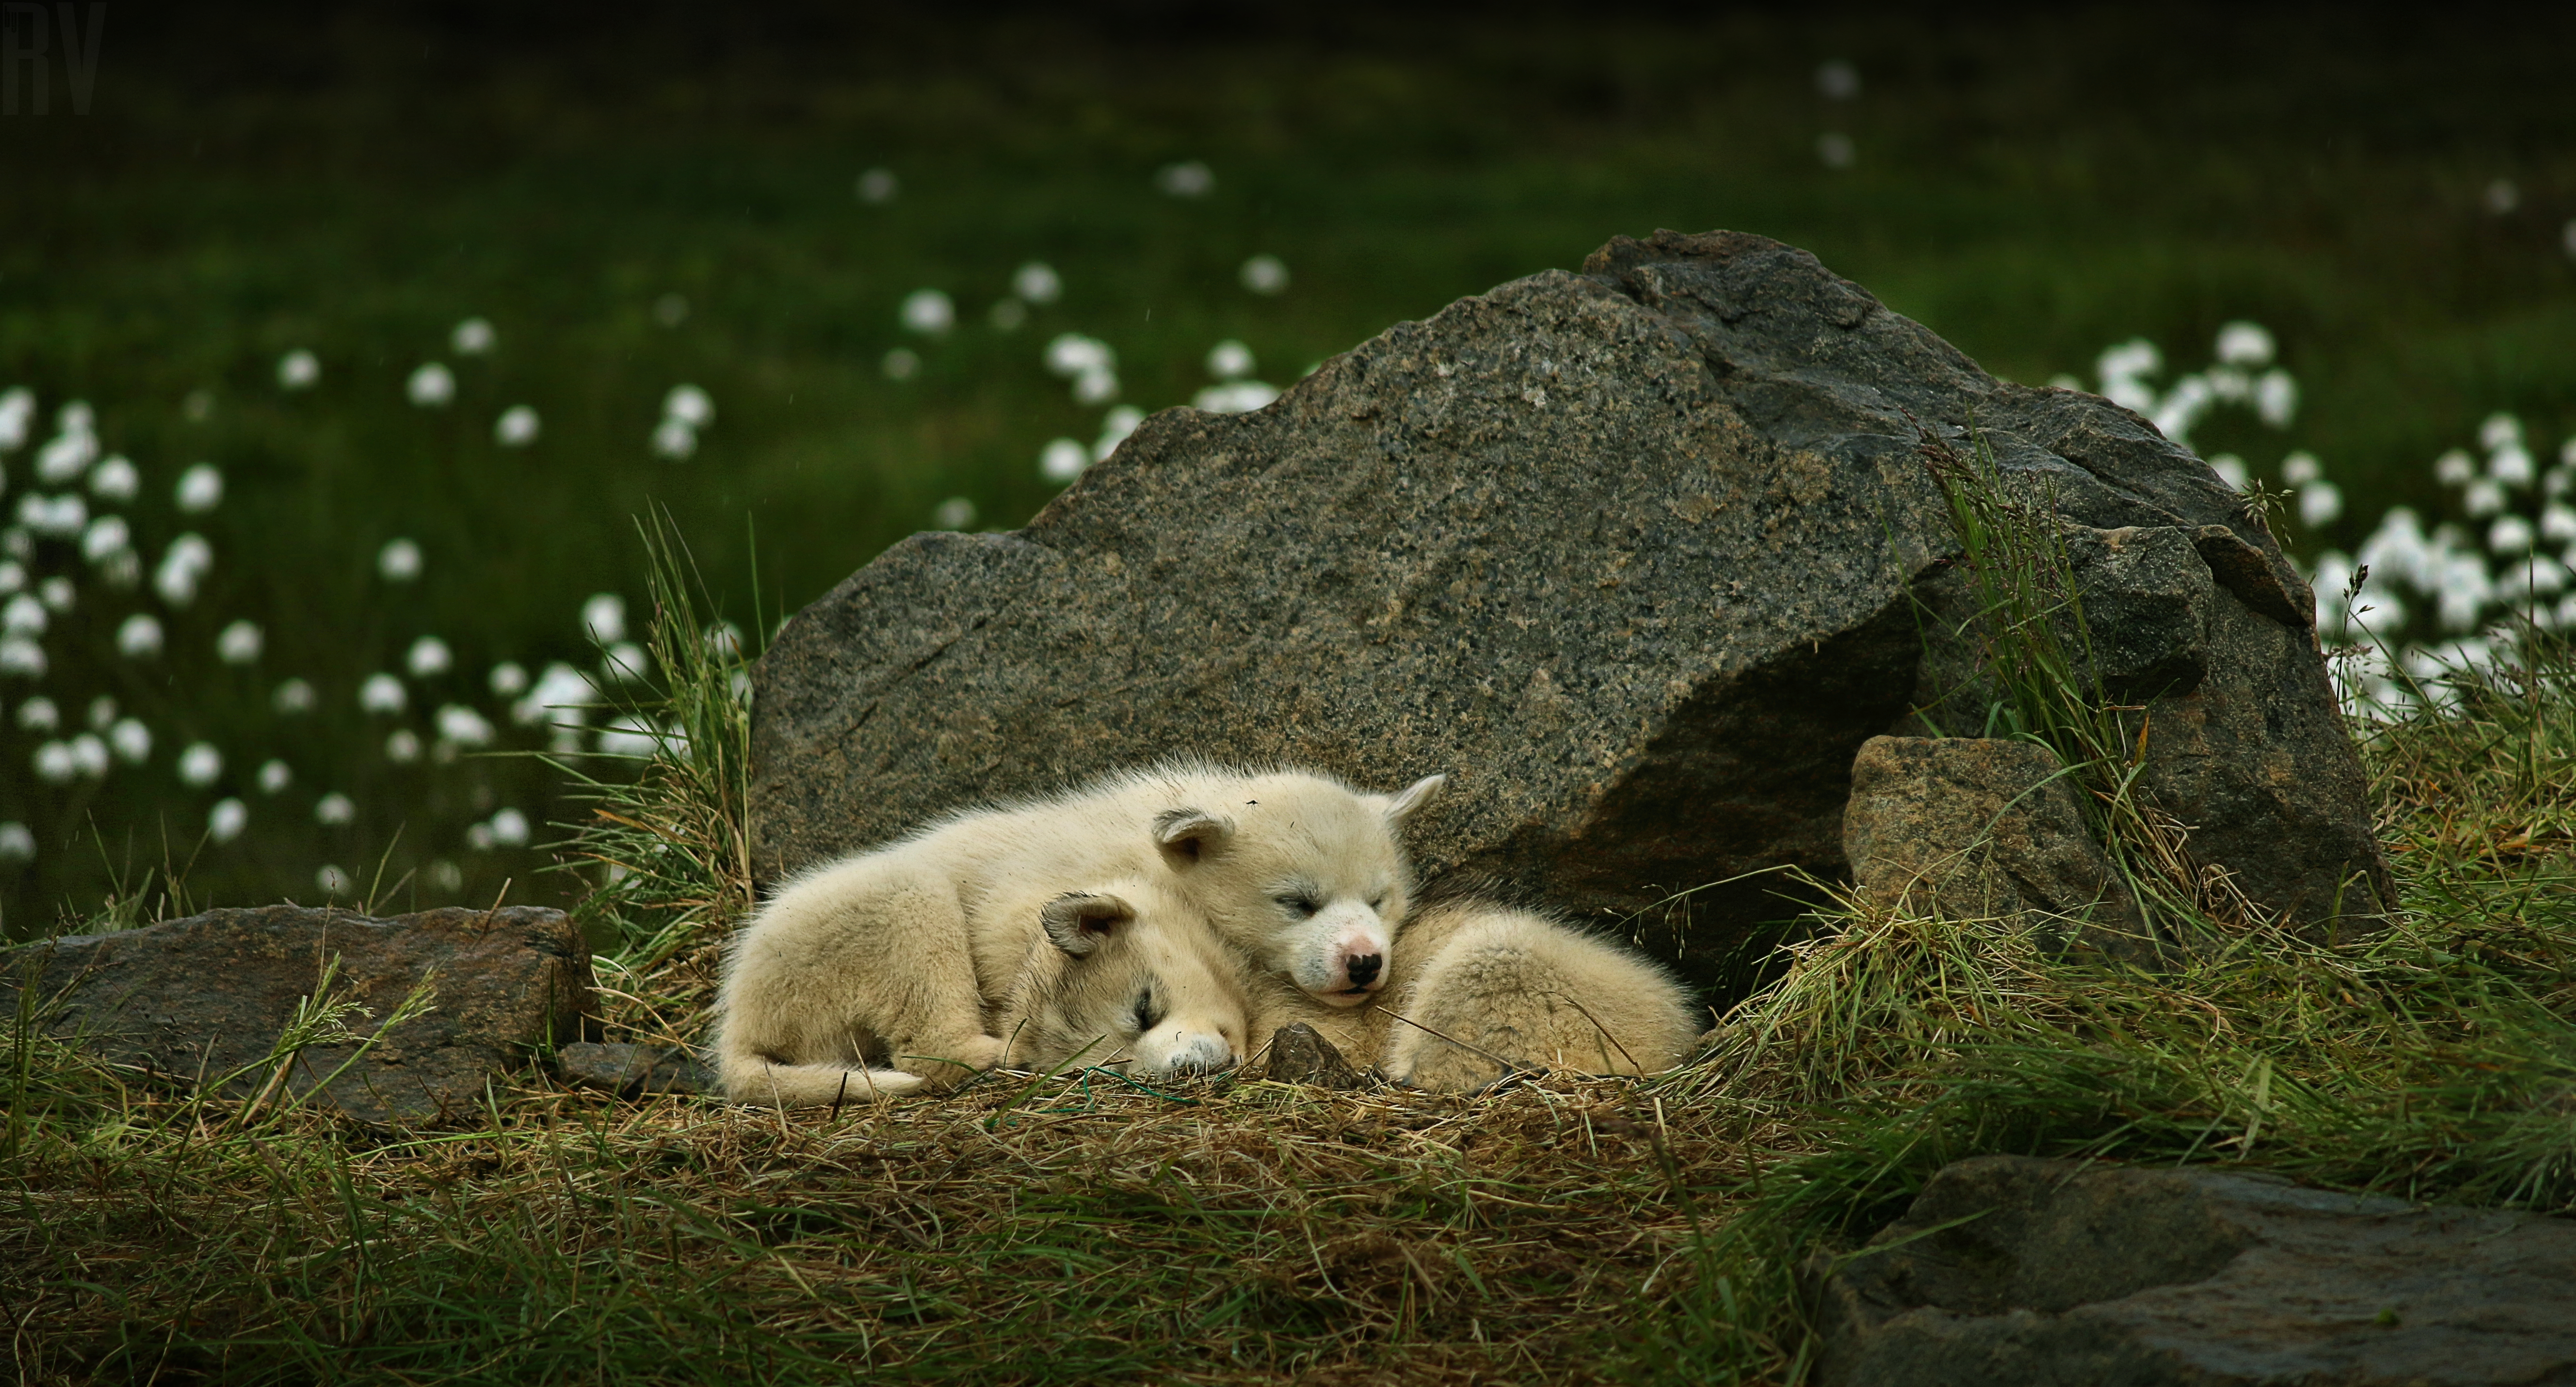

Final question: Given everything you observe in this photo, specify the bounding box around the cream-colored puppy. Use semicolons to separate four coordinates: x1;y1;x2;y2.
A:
723;877;1247;1106
716;762;1443;1104
1253;899;1701;1091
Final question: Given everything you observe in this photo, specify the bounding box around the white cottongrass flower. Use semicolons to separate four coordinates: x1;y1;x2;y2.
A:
989;299;1028;332
0;637;42;678
2479;413;2523;451
0;561;19;593
1093;405;1143;463
487;807;531;847
155;534;213;606
1071;368;1119;405
258;759;291;794
209;798;248;843
1205;340;1256;380
217;619;263;664
2207;454;2249;490
2298;481;2343;529
359;672;408;715
89;455;138;501
176;463;224;513
315;793;355;826
1816;59;1860;99
451;317;497;355
1044;334;1114;377
407;362;456;406
32;741;76;782
0;822;32;862
602;641;650;683
428;859;463;892
2489;444;2536;488
277;350;321;390
70;733;108;778
1155;160;1214;197
488;661;529;696
273;678;317;714
378;537;424;582
1040;437;1089;484
596;715;659;758
2150;374;2215;446
81;515;128;563
2489;514;2536;554
2280;451;2322;486
2095;339;2163;410
109;718;151;763
2214;321;2275;367
1013;261;1063;305
513;661;596;728
581;592;626;644
932;497;977;530
704;621;744;660
855;167;898;204
2253;370;2298;427
652;418;698;460
36;425;97;484
2541;504;2576;545
2434;449;2476;486
385;729;422;763
2464;479;2506;518
881;348;920;381
2484;179;2520;215
2434;552;2494;631
4;592;43;636
663;384;714;427
38;575;70;611
20;492;86;536
1239;254;1290;295
0;387;31;452
901;289;956;336
407;635;452;678
116;612;164;657
316;864;351;895
58;402;93;432
177;741;222;786
1192;381;1280;414
1817;133;1856;169
435;703;495;746
15;695;57;730
87;695;116;730
494;406;541;447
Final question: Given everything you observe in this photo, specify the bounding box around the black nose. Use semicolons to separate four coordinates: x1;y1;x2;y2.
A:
1346;954;1382;987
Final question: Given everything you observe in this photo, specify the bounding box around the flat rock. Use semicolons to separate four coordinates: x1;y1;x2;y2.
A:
751;229;2387;986
0;905;594;1125
1843;736;2149;958
1809;1154;2576;1387
555;1041;716;1098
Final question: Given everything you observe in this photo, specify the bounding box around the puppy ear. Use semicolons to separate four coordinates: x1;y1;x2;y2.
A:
1153;807;1234;866
1041;892;1135;958
1382;773;1447;824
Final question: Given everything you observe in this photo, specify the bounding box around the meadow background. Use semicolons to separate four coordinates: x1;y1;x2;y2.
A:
4;4;2574;937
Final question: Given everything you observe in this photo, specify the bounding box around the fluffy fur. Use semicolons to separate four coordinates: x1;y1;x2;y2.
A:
1252;899;1703;1091
715;762;1443;1104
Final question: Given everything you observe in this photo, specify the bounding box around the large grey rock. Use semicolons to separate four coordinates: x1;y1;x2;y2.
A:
752;229;2386;986
1809;1154;2576;1387
1843;736;2149;958
0;905;595;1124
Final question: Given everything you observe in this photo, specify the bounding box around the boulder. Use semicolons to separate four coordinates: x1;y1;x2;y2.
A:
0;904;594;1125
1808;1154;2576;1387
554;1041;716;1098
751;229;2387;988
1842;736;2149;957
1256;1022;1369;1090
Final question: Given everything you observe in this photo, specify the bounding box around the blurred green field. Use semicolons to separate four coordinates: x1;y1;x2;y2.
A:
3;7;2573;935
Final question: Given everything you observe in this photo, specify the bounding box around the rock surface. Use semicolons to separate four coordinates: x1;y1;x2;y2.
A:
1809;1154;2576;1387
1843;736;2148;956
1256;1022;1369;1089
554;1041;715;1098
0;905;594;1125
752;229;2387;986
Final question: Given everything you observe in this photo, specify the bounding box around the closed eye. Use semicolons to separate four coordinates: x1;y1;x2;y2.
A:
1274;893;1320;918
1130;988;1164;1034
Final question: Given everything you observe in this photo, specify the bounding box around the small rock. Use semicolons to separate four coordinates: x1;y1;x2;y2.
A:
1809;1154;2576;1387
1258;1022;1368;1089
1843;736;2150;960
0;904;594;1125
555;1041;715;1098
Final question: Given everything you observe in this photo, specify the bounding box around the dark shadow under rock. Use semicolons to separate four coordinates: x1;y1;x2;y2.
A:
555;1041;716;1098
